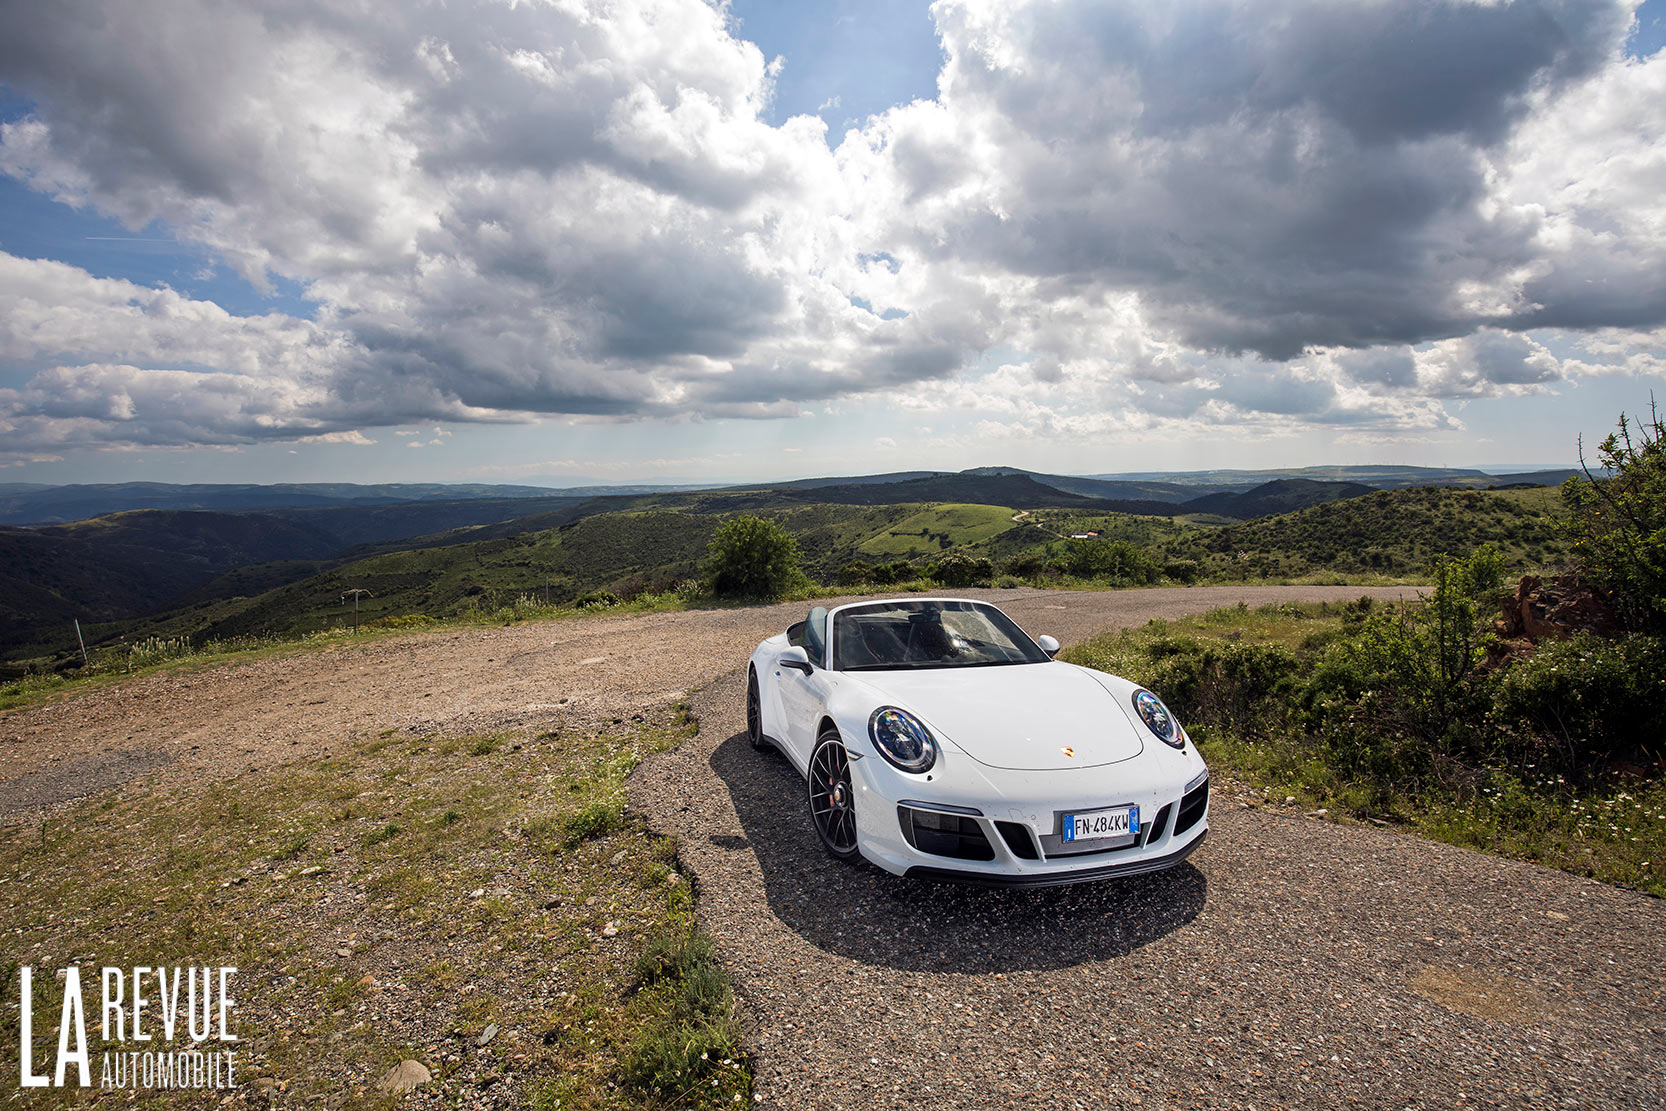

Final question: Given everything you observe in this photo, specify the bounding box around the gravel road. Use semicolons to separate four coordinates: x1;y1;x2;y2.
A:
628;589;1666;1111
5;584;1663;1109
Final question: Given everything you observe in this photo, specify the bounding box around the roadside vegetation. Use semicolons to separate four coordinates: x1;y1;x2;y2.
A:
0;709;751;1109
1062;407;1666;897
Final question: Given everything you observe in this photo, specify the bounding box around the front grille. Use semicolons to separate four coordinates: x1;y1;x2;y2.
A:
899;807;995;861
1174;778;1209;836
1143;803;1172;845
994;820;1039;860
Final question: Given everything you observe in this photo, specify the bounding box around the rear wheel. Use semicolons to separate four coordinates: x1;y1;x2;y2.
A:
808;729;860;860
746;667;767;750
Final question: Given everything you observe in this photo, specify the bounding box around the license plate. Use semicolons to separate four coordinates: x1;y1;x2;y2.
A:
1061;804;1139;844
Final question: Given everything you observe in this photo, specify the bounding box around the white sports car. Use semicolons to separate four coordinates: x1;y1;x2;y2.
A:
745;597;1209;886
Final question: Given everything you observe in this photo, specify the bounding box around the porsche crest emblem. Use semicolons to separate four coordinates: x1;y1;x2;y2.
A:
1060;746;1076;758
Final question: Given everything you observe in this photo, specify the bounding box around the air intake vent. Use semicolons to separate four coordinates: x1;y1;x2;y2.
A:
899;806;996;861
994;821;1039;860
1143;803;1172;845
1174;778;1209;836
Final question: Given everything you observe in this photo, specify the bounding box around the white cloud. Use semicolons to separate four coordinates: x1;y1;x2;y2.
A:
0;0;1660;463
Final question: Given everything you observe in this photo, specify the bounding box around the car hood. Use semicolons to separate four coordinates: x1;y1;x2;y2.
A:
842;662;1145;771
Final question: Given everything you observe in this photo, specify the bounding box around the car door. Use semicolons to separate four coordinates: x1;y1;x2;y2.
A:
776;606;829;772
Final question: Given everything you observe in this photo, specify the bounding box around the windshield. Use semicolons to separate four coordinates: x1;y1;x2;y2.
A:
831;600;1051;671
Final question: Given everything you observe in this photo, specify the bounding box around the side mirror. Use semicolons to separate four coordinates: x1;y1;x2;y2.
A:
1037;634;1060;657
777;646;813;674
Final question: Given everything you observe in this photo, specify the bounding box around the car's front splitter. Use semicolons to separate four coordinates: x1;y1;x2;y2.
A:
902;829;1206;888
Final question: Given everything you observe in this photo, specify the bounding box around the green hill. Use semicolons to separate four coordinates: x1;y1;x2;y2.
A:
1176;486;1567;577
0;510;344;651
856;504;1018;558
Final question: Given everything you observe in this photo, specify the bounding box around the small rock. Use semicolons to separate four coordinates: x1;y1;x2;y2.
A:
299;866;324;877
601;921;620;937
377;1060;431;1094
609;850;627;865
470;888;485;899
1546;910;1570;921
477;1023;498;1048
335;948;352;958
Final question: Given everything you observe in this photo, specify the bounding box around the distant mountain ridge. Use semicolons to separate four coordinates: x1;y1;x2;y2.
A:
1180;478;1378;519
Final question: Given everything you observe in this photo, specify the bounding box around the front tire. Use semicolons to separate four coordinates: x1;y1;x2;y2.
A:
808;729;860;860
746;667;767;750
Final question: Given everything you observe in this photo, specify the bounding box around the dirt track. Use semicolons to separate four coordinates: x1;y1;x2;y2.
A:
0;585;1406;817
4;585;1664;1109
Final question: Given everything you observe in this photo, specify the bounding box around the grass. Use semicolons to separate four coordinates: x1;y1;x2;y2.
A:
854;503;1017;558
0;711;751;1108
1063;601;1666;899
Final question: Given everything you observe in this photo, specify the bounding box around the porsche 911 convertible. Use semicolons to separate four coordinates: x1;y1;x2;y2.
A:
745;597;1209;886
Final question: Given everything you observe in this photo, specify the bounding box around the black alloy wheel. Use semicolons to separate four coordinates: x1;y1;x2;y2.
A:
746;668;767;750
808;729;860;860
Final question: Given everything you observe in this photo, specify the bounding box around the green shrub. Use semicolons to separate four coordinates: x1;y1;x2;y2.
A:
930;551;994;588
1163;559;1201;584
1060;538;1160;584
1141;636;1303;737
624;931;749;1106
1493;632;1666;768
563;800;623;844
1562;401;1666;631
837;560;876;585
1000;552;1045;578
705;515;806;600
574;589;620;609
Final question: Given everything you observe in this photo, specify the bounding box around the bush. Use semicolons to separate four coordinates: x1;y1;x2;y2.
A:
868;560;915;585
1493;632;1666;769
837;560;875;585
1000;552;1045;578
930;551;994;588
1163;559;1201;584
1060;538;1160;584
704;515;806;600
1562;401;1666;631
1140;636;1303;737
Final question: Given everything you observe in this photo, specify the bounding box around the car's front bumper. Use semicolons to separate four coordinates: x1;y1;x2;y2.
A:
847;749;1211;886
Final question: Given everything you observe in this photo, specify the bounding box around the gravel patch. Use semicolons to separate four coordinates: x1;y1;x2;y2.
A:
629;591;1666;1111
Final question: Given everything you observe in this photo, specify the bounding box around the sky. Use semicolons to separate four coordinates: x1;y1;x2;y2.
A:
0;0;1663;487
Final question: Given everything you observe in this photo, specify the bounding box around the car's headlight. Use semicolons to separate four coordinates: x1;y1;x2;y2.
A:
868;707;937;773
1132;689;1185;749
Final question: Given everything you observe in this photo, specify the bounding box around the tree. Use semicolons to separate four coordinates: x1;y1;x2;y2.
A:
1563;400;1666;632
705;516;806;600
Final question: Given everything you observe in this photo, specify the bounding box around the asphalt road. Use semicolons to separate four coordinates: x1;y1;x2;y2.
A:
628;589;1666;1111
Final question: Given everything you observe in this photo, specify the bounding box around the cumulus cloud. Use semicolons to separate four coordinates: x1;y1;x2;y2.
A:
0;0;1661;460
